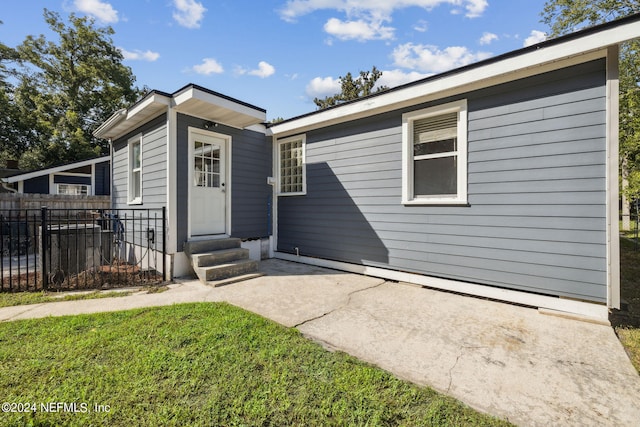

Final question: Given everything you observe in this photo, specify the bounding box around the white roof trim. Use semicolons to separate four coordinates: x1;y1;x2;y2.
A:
126;92;171;120
172;86;266;122
270;16;640;137
5;156;110;183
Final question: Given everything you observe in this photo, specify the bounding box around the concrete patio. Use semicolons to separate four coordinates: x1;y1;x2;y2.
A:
1;258;639;426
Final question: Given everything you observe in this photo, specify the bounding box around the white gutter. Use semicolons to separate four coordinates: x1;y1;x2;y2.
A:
93;109;126;138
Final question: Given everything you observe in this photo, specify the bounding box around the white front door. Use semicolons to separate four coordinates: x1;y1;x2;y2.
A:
190;131;227;236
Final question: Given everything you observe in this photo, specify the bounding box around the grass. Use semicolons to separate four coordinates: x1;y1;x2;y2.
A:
620;218;640;240
0;303;511;427
0;285;168;308
614;237;640;372
0;289;134;308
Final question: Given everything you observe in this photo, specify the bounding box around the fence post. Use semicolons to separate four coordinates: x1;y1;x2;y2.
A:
41;206;48;290
162;206;167;282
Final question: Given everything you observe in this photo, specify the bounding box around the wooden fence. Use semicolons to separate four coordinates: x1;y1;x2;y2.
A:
0;194;110;211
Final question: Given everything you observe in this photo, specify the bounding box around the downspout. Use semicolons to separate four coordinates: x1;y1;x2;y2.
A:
109;138;114;209
606;44;620;310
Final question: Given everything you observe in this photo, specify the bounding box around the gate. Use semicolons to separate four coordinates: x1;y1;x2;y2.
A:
0;207;166;292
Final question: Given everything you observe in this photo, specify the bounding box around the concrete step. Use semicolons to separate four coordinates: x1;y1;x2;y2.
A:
184;238;241;255
195;259;259;282
207;272;265;287
191;248;249;268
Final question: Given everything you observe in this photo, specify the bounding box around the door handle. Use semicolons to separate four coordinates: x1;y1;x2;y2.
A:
221;182;225;192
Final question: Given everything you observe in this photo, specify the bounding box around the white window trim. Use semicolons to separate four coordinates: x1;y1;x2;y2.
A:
402;99;468;205
56;183;90;195
128;134;143;205
276;134;307;196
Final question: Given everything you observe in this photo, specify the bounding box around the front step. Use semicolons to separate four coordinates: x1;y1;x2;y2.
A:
196;259;260;282
191;248;250;267
185;238;261;285
184;238;242;256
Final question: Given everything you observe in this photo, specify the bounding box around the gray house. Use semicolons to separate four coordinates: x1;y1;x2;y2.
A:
4;156;110;196
95;14;640;321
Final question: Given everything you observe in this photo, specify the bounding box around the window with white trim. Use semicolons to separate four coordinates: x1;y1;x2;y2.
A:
277;135;306;195
402;100;467;204
128;135;142;204
56;183;90;195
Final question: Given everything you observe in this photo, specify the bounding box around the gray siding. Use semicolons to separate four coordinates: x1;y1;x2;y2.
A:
112;114;167;210
176;114;271;247
278;59;608;302
24;176;49;194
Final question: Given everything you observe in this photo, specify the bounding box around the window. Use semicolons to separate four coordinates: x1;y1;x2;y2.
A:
277;135;306;195
194;140;221;188
128;135;142;204
56;184;90;195
402;100;467;204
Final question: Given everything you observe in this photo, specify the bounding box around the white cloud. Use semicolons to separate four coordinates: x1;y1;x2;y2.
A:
377;69;430;88
280;0;488;22
464;0;488;18
280;1;487;41
172;0;206;29
523;30;547;47
324;17;394;41
305;68;428;100
73;0;118;23
305;76;341;99
238;61;276;78
120;48;160;62
413;19;428;33
392;42;492;73
479;32;498;45
192;58;224;75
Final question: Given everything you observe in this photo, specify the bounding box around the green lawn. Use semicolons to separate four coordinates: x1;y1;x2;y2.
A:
616;237;640;372
0;303;511;427
0;290;134;308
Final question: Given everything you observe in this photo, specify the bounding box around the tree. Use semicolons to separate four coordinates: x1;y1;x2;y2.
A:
541;1;640;229
0;23;30;166
12;9;143;168
314;66;388;109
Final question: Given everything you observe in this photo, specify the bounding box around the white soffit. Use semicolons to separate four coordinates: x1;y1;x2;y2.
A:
172;86;266;129
94;93;170;140
270;16;640;137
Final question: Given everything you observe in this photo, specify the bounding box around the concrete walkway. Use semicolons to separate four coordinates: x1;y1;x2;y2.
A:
1;259;639;426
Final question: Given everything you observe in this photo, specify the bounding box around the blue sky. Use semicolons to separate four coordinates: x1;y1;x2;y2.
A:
1;0;551;121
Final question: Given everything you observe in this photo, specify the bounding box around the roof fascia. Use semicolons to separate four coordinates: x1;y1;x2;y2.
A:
270;16;640;137
5;156;110;183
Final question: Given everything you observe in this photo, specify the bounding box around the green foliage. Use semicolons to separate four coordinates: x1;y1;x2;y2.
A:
542;1;640;200
0;303;511;426
541;0;640;36
3;9;143;169
314;66;388;109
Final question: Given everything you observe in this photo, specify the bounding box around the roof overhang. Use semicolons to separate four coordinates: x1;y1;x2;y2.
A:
94;85;266;141
5;156;110;183
93;92;170;140
270;14;640;138
172;85;266;129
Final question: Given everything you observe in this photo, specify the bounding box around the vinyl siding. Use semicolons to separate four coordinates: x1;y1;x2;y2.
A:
112;114;167;210
111;114;167;253
277;59;608;302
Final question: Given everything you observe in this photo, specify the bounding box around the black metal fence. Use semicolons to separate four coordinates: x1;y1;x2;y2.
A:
0;207;166;292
